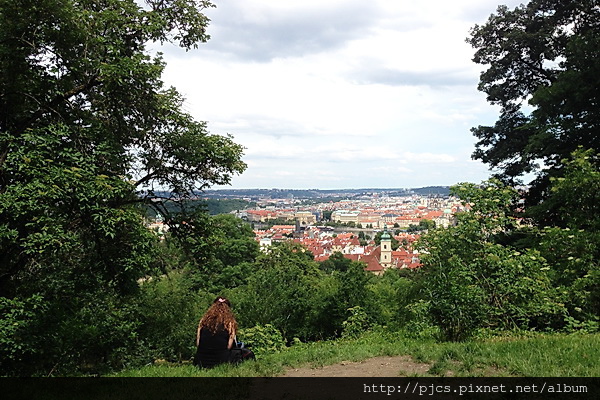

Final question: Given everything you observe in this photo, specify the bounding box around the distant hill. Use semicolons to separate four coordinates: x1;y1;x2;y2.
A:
201;187;451;199
409;186;451;196
145;198;256;218
151;187;451;201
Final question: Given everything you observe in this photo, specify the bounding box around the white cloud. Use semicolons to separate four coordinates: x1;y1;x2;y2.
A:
156;0;525;189
190;0;382;62
401;152;456;164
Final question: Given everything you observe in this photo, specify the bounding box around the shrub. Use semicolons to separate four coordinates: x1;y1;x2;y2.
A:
234;242;332;341
341;306;371;339
237;324;285;357
134;272;212;364
402;300;439;339
417;180;564;341
0;295;46;375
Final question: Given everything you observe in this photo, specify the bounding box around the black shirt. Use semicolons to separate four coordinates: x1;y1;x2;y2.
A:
193;325;231;368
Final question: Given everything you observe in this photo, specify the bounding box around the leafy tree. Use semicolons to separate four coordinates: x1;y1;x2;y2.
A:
263;217;295;228
417;180;564;340
0;0;245;375
234;242;330;341
169;213;258;291
367;268;421;330
419;219;436;231
521;150;600;327
528;148;600;230
133;271;211;364
341;306;370;339
467;0;600;211
1;0;245;205
317;252;375;335
320;251;353;274
407;219;436;233
0;126;160;374
237;324;285;357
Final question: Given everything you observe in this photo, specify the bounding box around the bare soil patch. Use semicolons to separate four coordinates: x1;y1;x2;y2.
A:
280;355;432;377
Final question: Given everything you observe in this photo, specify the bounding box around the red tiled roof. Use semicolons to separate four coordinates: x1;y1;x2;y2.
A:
363;257;384;272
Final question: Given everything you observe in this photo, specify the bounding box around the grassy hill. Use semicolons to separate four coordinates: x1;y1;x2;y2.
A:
109;330;599;377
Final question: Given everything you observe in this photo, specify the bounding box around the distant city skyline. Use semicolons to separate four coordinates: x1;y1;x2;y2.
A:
155;0;526;190
203;186;450;194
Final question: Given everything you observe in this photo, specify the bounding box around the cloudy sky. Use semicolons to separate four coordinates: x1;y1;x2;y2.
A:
156;0;525;189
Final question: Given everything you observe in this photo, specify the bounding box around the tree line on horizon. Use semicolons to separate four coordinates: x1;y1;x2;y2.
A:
200;186;451;198
0;0;598;376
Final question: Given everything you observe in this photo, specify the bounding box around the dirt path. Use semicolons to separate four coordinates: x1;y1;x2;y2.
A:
279;355;433;377
249;356;437;399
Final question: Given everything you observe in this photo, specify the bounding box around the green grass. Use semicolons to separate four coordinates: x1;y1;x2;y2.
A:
108;330;600;377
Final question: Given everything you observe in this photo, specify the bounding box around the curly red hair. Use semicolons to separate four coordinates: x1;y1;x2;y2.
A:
198;297;238;335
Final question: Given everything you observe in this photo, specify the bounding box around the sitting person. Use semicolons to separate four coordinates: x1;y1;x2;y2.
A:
193;296;254;368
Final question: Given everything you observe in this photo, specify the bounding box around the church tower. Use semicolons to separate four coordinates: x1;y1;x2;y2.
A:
380;226;392;269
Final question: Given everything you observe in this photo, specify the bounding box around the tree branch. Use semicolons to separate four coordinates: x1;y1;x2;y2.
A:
17;74;101;132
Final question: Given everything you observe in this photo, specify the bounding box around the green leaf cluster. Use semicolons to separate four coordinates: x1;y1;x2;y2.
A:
0;0;246;376
341;306;371;339
416;151;599;340
468;0;600;210
237;324;285;357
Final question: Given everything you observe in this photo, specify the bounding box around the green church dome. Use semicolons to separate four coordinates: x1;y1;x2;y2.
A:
380;226;391;240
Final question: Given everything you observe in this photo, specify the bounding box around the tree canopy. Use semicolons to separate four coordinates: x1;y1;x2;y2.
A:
0;0;245;375
467;0;600;212
0;0;247;292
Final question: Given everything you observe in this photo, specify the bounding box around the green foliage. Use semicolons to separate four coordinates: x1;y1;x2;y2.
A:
417;179;564;340
133;273;209;364
0;127;161;376
528;148;600;230
145;198;256;219
407;219;436;233
317;252;376;337
238;324;285;357
171;212;259;292
233;243;377;342
467;0;600;209
319;251;354;274
0;126;159;296
413;151;599;341
402;300;439;340
0;290;149;376
367;269;409;329
421;256;488;341
0;0;245;376
532;226;600;318
203;199;257;215
518;151;599;326
0;295;46;374
233;242;330;341
563;316;599;334
341;306;371;339
50;293;143;374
